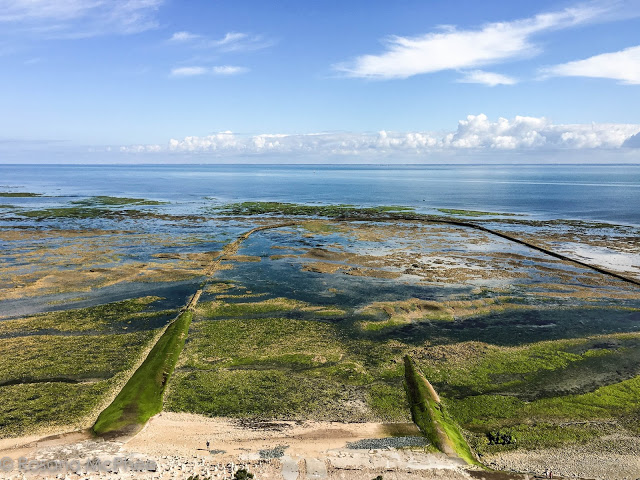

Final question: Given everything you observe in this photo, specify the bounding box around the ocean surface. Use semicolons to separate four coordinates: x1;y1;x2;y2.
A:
1;164;639;225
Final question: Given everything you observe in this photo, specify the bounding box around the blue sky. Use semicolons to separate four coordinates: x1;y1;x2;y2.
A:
1;0;639;163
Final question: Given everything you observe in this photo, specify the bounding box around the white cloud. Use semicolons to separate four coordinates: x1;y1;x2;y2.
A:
166;31;270;77
211;32;247;47
334;3;611;79
170;65;249;77
0;0;163;37
120;144;162;153
120;114;640;156
170;66;207;77
443;114;639;149
0;0;102;22
169;31;200;42
542;45;640;84
458;70;517;86
211;65;249;75
207;32;273;52
168;30;273;53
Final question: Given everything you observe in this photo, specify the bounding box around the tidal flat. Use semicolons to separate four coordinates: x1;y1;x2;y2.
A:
1;197;639;478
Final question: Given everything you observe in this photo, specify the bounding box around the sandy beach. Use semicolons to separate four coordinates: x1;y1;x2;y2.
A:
0;413;475;479
3;413;639;480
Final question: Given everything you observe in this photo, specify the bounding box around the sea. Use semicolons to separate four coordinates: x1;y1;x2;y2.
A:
1;163;639;226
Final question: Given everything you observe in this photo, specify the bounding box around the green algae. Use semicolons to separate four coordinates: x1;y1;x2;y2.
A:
212;201;414;217
0;297;168;335
17;206;163;220
0;192;42;197
0;297;176;439
19;207;114;219
15;196;165;220
165;302;410;422
448;375;640;453
72;196;166;206
437;209;517;217
0;323;160;438
300;221;342;234
93;311;193;436
413;333;640;453
404;356;479;465
167;368;348;419
0;381;113;438
420;333;640;401
0;331;156;385
197;297;344;319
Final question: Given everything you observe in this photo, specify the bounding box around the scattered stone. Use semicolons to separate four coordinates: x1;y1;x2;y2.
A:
258;444;288;459
345;436;428;450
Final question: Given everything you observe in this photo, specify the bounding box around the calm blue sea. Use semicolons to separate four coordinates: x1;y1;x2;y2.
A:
1;164;639;225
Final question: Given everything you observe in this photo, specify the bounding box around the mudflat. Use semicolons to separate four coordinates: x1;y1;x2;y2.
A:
1;200;639;479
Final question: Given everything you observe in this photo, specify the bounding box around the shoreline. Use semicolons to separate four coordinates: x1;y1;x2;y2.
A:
0;413;472;479
1;413;639;479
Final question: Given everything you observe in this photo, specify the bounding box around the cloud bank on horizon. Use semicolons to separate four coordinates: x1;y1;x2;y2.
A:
120;114;640;157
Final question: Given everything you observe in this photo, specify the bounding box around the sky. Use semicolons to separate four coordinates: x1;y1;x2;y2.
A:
1;0;640;163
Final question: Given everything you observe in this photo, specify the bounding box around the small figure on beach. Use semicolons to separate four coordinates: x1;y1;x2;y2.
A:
206;440;210;450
